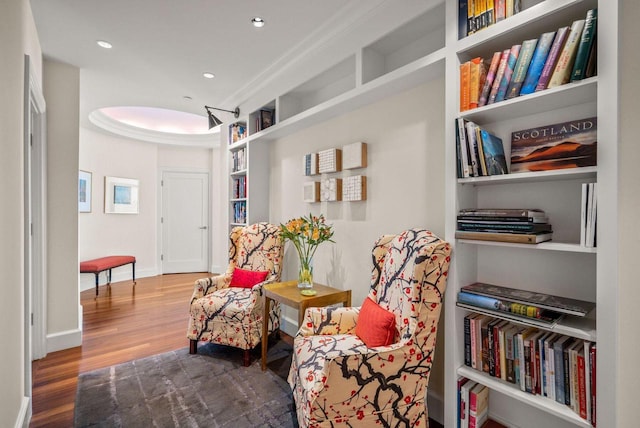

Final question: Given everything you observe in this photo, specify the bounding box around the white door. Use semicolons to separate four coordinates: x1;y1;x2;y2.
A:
161;171;209;273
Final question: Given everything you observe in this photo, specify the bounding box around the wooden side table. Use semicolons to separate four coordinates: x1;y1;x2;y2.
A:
261;280;351;371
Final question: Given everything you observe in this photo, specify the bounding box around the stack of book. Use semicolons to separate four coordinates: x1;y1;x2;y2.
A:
458;378;491;428
458;0;523;39
456;208;552;244
456;118;508;178
459;8;597;112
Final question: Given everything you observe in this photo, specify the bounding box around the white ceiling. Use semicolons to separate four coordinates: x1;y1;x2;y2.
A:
30;0;379;136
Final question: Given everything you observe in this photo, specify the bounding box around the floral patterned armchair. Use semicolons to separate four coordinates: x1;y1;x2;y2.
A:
288;229;451;427
187;222;284;366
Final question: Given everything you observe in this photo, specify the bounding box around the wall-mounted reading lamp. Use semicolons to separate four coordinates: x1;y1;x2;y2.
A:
204;105;240;129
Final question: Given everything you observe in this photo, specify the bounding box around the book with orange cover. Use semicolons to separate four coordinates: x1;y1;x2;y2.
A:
460;60;471;111
469;57;486;109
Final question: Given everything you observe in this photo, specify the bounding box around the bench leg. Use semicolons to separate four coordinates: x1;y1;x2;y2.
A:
132;262;136;286
243;349;251;367
189;339;198;354
95;273;99;297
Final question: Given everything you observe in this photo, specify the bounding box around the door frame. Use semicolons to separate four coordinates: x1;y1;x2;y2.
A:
158;167;211;274
23;54;47;415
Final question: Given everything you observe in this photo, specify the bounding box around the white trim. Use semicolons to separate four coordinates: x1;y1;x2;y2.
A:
14;396;30;428
46;328;82;354
89;110;220;148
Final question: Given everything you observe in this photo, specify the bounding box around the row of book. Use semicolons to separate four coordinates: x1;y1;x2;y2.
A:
580;182;597;248
460;8;597;112
231;201;246;224
229;121;248;144
462;313;596;425
458;0;522;39
232;176;247;199
455;208;553;244
456;118;507;178
458;380;488;428
231;147;246;172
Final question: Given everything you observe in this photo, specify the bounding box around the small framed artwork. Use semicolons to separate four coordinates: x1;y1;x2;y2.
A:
342;142;367;169
104;176;139;214
303;182;320;203
78;170;92;213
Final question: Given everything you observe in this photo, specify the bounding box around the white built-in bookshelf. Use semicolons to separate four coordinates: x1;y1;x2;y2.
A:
221;0;617;426
445;0;614;427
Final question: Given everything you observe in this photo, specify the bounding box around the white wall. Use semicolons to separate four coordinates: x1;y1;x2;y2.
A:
618;0;640;426
79;127;214;291
269;79;448;398
43;59;81;352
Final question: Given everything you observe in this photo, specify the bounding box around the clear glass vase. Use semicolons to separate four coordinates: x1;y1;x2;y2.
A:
297;258;313;289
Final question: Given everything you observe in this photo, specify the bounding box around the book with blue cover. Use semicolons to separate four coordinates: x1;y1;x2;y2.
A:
494;44;521;102
520;31;557;95
479;129;508;175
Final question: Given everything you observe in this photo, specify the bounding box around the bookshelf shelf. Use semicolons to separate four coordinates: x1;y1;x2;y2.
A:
458;166;597;186
458;77;597;123
457;366;592;428
457;239;597;254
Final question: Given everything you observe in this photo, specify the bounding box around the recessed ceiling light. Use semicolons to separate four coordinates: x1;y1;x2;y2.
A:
251;17;265;28
203;72;215;79
96;40;112;49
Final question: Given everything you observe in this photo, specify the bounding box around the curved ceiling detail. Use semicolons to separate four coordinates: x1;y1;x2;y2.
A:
89;106;220;148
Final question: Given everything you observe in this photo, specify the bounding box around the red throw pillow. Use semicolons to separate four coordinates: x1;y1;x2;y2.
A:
229;268;269;289
355;297;397;347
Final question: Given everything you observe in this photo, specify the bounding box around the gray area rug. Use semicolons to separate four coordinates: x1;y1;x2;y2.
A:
74;341;298;427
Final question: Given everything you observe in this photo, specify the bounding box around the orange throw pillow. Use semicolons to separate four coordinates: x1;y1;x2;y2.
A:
355;297;397;347
229;268;269;288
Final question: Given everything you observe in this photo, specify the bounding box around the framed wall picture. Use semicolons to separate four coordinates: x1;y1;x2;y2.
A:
104;176;139;214
78;170;92;213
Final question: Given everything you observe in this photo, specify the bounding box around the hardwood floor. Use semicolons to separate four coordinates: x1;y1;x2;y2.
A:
30;272;208;427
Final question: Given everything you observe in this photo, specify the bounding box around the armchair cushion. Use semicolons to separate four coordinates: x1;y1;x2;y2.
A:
355;297;398;347
229;268;269;288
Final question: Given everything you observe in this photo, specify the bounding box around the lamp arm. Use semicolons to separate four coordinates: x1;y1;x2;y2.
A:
204;105;240;118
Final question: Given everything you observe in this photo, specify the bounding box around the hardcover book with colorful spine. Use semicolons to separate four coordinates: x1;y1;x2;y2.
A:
510;116;597;173
494;44;521;102
547;19;586;88
505;38;538;99
571;8;598;81
487;49;510;104
520;31;557;95
479;51;502;107
535;26;570;91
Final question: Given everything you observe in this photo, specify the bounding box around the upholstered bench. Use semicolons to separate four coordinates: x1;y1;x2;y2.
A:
80;255;136;297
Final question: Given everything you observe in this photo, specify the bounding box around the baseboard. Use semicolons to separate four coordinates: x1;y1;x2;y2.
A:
427;390;444;425
280;313;299;338
47;327;82;353
79;267;158;292
15;396;29;428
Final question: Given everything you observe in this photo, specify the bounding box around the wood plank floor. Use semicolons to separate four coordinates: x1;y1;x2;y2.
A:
31;273;208;427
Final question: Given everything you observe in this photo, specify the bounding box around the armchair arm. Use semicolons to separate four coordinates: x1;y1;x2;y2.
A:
298;306;361;337
190;274;230;303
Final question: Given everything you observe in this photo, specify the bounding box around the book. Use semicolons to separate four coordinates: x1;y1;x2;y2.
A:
461;282;596;317
465;120;481;176
510;116;597;173
469;383;489;428
494;0;505;22
457;118;472;177
457;215;549;223
459;0;469;39
494;44;521;102
478;51;502;107
536;26;570;91
457;222;552;233
520;31;556;95
460;380;479;428
547;19;586;88
485;0;495;27
457;291;564;324
475;0;487;31
469;57;486;109
457;376;470;428
584;32;597;78
505;38;538;99
479;129;508;175
467;0;476;35
457;304;563;330
487;49;510;104
464;314;474;366
460;60;472;111
259;109;274;130
458;208;546;218
474;124;488;175
571;9;598;81
456;230;553;244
